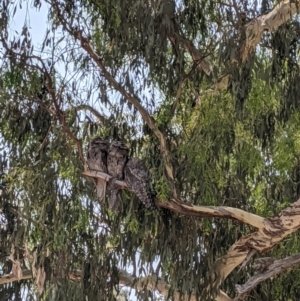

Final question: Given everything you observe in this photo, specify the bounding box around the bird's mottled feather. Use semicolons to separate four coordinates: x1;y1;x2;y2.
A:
86;137;109;202
124;158;156;210
107;141;129;211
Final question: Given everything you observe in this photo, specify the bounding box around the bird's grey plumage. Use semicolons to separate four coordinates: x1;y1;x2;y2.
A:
107;141;129;211
124;158;156;210
86;137;109;202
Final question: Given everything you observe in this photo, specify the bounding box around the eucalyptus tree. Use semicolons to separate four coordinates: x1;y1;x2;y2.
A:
1;0;300;300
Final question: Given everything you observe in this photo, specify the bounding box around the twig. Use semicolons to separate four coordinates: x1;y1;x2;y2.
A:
73;104;107;124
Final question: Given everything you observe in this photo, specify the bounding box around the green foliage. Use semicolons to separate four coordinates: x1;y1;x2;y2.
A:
1;0;300;300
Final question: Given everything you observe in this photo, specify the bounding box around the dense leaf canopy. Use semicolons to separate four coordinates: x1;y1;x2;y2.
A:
1;0;300;300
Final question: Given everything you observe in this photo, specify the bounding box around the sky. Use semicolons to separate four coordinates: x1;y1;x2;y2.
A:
10;2;49;45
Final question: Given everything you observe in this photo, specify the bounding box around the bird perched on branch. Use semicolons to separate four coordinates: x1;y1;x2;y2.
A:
124;157;156;210
107;140;129;211
86;137;109;202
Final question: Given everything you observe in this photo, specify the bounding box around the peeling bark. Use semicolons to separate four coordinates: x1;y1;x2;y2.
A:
241;0;300;61
236;253;300;297
212;198;300;299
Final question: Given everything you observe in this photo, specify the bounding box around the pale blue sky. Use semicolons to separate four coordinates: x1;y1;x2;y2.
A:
10;2;49;45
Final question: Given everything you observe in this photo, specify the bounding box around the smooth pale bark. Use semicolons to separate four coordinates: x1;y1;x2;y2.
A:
168;0;300;89
0;269;32;285
241;0;300;61
83;170;265;229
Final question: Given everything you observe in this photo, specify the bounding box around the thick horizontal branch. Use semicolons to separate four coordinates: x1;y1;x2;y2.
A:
160;198;265;229
82;170;265;229
0;269;32;285
235;253;300;297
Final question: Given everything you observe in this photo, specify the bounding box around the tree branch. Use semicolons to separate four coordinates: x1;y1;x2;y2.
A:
211;198;300;299
168;32;213;76
241;0;300;62
167;0;300;90
73;104;107;124
34;61;85;164
235;253;300;298
152;0;212;76
0;269;32;285
82;170;265;229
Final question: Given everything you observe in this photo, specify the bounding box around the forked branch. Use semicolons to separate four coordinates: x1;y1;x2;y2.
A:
241;0;300;61
211;198;300;300
235;253;300;298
